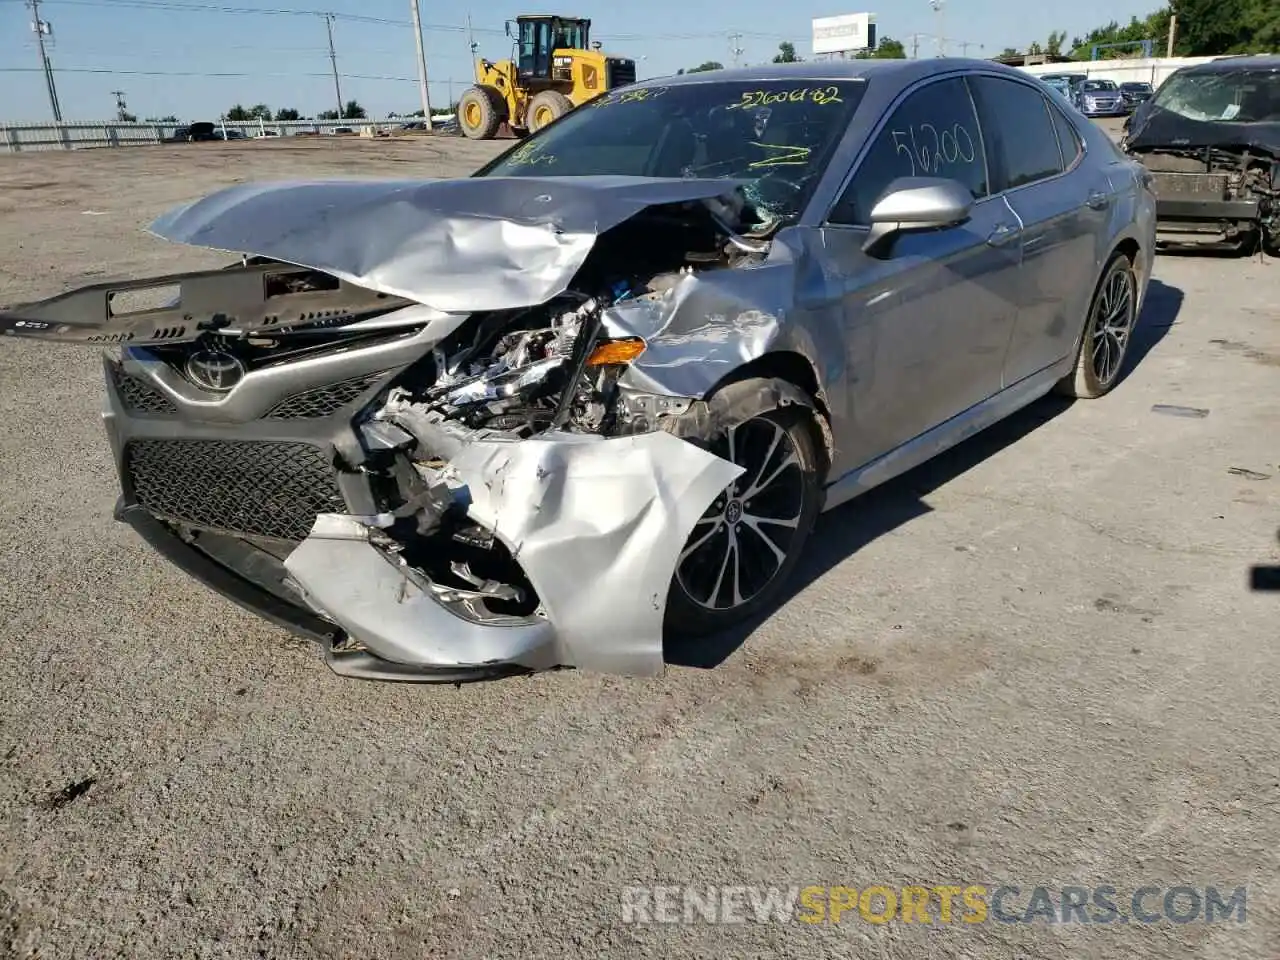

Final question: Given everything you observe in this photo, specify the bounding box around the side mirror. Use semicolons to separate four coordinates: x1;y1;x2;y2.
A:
862;177;974;258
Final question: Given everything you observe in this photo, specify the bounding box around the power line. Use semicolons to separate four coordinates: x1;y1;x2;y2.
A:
6;0;784;41
1;65;420;80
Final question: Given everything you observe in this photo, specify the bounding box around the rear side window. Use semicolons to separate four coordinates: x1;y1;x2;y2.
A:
1049;103;1083;168
968;76;1064;190
829;77;987;226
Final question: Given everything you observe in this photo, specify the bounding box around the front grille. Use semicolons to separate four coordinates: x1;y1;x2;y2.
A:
1151;171;1229;197
124;438;346;541
263;371;386;420
607;59;636;89
110;364;176;415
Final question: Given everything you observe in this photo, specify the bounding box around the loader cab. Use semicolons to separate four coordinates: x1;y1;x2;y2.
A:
508;15;591;80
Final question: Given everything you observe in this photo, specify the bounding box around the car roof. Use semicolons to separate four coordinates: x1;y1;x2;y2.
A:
643;57;1032;88
1176;54;1280;75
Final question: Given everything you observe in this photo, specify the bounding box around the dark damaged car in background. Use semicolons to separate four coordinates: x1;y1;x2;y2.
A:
0;60;1156;683
1123;54;1280;253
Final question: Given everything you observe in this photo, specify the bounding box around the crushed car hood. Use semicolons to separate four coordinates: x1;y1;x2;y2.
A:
1126;105;1280;157
150;175;752;313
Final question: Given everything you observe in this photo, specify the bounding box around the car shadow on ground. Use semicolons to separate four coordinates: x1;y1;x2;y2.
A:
666;277;1184;670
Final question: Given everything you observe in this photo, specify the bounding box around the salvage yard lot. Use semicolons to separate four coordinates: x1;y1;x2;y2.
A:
1;135;1279;959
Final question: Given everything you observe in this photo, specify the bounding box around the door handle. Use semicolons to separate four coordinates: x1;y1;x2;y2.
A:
986;222;1020;247
1086;190;1111;210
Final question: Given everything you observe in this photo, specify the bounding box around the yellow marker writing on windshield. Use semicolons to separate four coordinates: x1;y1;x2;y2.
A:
591;86;669;108
729;86;843;110
508;142;557;166
747;143;812;168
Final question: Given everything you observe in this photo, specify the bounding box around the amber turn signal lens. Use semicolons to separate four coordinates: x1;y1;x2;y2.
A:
586;337;646;366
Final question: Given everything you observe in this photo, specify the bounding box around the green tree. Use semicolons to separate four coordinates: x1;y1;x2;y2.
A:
317;109;339;120
223;104;251;121
773;41;800;63
1072;2;1279;58
274;107;300;121
1167;0;1278;55
999;46;1020;57
856;36;907;59
1046;29;1067;55
340;99;367;119
684;61;725;73
1068;9;1170;59
248;104;272;120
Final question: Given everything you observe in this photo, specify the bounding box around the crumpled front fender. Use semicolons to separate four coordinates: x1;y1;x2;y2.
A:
283;430;743;676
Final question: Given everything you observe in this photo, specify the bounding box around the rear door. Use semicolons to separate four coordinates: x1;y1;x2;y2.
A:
968;74;1114;386
821;75;1022;468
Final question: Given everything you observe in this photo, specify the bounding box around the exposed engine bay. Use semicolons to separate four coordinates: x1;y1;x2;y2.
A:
375;199;764;444
1128;144;1280;249
338;200;771;630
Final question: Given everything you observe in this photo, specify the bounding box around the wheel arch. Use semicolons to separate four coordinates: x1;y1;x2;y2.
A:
700;352;833;482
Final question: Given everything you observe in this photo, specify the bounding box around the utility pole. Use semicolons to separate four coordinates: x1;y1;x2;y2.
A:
728;32;744;68
930;0;946;56
28;0;62;122
956;40;982;56
1166;14;1177;57
466;13;477;64
409;0;434;128
324;14;343;119
111;89;127;120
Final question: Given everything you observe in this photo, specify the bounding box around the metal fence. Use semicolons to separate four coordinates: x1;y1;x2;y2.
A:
0;118;393;153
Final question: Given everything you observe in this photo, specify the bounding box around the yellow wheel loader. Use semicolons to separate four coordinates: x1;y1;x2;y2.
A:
457;15;637;140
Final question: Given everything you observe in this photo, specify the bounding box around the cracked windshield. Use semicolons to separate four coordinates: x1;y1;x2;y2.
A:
478;80;868;224
1151;69;1280;123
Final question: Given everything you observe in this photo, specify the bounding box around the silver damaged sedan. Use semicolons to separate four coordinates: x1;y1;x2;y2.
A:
1;59;1157;682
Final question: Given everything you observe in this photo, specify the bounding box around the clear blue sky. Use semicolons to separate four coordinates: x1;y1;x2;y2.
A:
2;0;1162;121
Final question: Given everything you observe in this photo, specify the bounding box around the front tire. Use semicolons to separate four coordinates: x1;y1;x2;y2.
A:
458;85;503;140
665;380;823;639
1055;250;1138;399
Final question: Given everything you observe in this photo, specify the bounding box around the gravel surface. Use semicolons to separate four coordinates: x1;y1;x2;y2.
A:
1;134;1278;960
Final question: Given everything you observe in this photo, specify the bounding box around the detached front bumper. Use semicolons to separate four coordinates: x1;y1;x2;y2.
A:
103;351;743;682
282;430;743;679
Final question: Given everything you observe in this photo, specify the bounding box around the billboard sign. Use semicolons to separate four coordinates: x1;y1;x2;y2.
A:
811;13;876;55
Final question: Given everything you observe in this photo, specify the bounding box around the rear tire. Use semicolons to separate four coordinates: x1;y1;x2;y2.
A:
458;86;502;140
665;379;823;639
1054;250;1138;399
528;91;573;132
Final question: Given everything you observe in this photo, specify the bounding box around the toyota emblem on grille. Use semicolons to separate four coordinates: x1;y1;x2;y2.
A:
185;350;245;392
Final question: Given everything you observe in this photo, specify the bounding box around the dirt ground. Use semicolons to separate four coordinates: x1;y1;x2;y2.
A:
1;134;1278;960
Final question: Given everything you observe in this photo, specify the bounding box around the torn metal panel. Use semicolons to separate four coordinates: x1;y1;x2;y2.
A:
149;176;753;313
0;260;427;347
283;514;561;671
283;430;742;676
